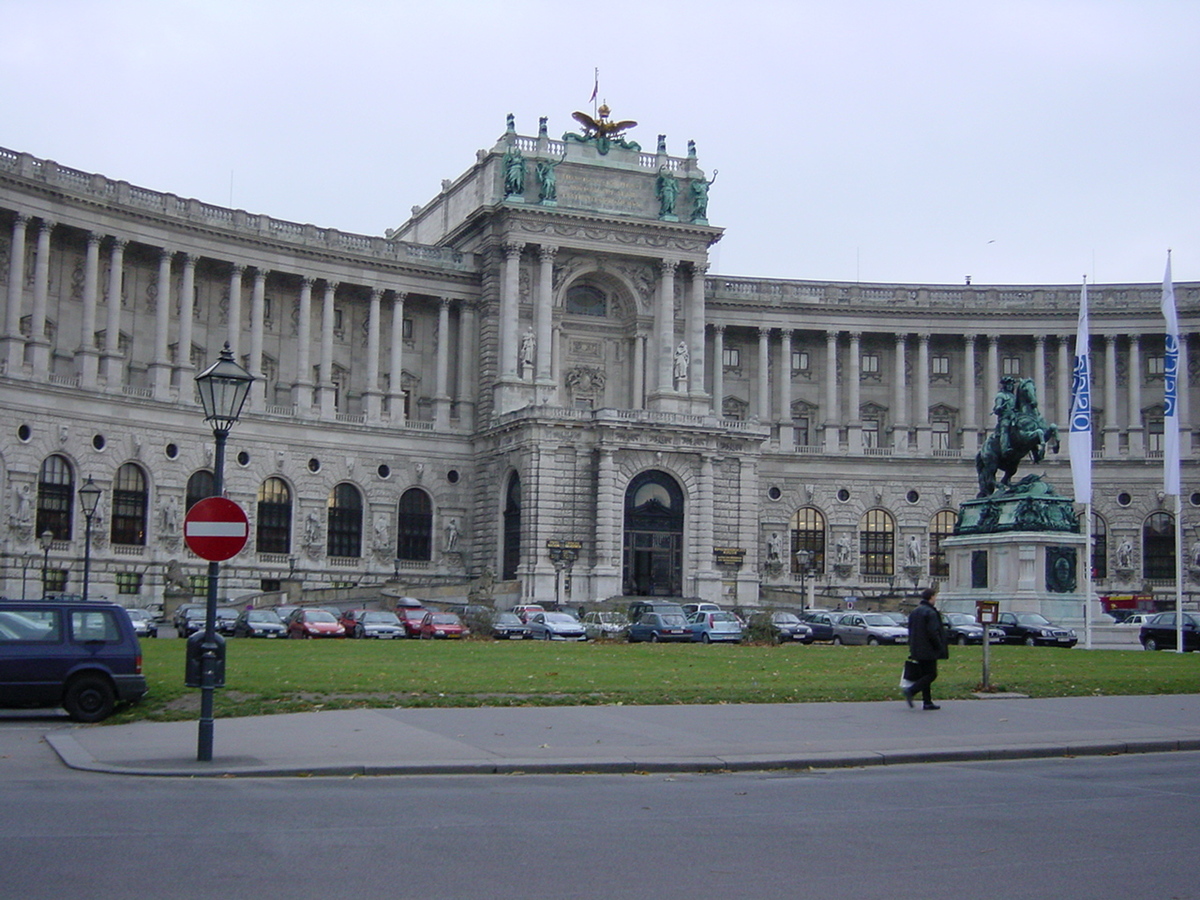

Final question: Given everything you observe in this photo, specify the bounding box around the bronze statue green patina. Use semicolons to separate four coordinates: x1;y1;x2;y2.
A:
689;169;717;223
655;167;679;219
975;376;1060;497
503;145;526;197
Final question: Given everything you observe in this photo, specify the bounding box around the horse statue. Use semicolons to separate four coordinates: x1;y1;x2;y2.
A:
975;377;1060;497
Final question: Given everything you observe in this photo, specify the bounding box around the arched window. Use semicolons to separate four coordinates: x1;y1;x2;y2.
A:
326;483;363;558
790;507;826;575
111;463;148;546
256;477;292;554
928;510;957;578
565;284;607;317
1143;512;1175;580
1092;514;1108;579
186;470;215;511
396;488;433;561
36;454;74;541
859;508;895;576
502;474;521;581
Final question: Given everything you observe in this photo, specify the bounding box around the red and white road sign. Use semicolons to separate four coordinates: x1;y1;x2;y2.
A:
184;497;250;562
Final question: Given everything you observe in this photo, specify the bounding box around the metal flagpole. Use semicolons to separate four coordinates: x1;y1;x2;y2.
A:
1084;501;1093;649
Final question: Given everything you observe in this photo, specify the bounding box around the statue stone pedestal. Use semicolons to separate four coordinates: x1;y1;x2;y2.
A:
938;477;1105;628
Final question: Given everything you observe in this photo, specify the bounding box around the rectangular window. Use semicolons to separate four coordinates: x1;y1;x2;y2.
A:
0;609;60;642
43;569;68;596
862;418;879;448
794;416;810;446
403;318;414;340
188;574;209;597
1147;417;1164;452
115;572;142;595
791;350;809;372
722;348;740;368
1002;356;1021;376
932;420;951;450
861;354;880;375
1148;355;1165;379
932;355;950;376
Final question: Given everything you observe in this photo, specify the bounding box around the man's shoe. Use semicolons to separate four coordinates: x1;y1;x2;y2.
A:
901;687;914;708
923;703;941;710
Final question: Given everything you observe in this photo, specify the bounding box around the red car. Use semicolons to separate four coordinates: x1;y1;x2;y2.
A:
418;611;467;639
286;609;346;639
510;604;546;623
397;606;428;638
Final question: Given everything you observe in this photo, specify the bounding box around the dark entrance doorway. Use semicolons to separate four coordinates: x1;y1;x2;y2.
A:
622;470;684;596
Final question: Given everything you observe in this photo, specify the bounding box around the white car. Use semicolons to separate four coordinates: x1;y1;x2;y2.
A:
582;611;630;640
1118;612;1154;626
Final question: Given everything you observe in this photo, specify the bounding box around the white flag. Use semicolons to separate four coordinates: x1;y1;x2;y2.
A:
1069;279;1092;502
1163;252;1180;496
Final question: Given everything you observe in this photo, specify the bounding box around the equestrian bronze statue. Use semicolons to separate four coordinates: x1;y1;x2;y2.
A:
975;376;1060;497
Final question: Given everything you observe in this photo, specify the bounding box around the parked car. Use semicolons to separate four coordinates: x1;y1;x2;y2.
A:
286;609;346;639
232;608;287;638
490;611;533;640
687;609;744;643
124;607;157;638
831;611;909;645
510;604;546;623
682;602;723;617
944;613;1004;645
418;611;468;639
215;608;240;636
396;606;428;637
994;612;1077;647
800;610;839;642
272;605;300;625
172;603;204;633
1139;611;1200;652
582;611;630;641
628;611;692;643
342;610;405;639
528;611;587;641
627;600;689;623
750;611;814;644
1118;612;1155;627
177;607;208;638
0;599;148;722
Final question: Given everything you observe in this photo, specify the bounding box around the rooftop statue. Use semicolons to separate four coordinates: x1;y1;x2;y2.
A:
975;376;1060;497
563;104;641;155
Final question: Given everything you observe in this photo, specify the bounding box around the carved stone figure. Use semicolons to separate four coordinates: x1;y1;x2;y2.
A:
536;156;561;203
767;531;782;562
303;509;321;553
445;517;460;552
164;558;189;592
520;328;536;373
673;341;689;384
906;534;922;568
160;496;180;534
835;535;852;565
1115;538;1134;570
10;483;32;529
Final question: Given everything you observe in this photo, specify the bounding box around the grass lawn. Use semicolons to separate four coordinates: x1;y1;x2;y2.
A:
108;637;1199;724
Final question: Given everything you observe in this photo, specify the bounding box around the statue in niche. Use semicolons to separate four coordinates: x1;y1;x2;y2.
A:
655;167;679;219
503;145;525;196
906;534;922;568
673;341;689;385
160;496;180;535
835;535;852;566
520;329;536;374
767;531;782;562
10;483;32;530
1115;539;1134;570
445;517;461;552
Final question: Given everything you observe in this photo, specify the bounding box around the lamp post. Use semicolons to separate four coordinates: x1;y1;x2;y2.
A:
194;342;253;762
39;529;54;599
794;548;812;612
78;477;102;603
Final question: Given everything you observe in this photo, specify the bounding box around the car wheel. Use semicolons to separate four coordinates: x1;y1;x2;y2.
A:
957;634;969;646
1144;636;1159;651
63;675;116;723
1023;636;1037;647
867;636;880;646
650;633;660;643
832;636;843;645
701;633;711;644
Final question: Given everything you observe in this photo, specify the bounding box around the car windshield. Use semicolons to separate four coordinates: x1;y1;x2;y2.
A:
773;613;800;624
495;613;522;625
862;614;900;626
307;611;337;623
599;613;627;624
247;611;281;623
946;614;976;625
659;614;686;627
544;613;577;624
362;612;399;624
711;612;738;623
1016;614;1052;625
430;614;460;625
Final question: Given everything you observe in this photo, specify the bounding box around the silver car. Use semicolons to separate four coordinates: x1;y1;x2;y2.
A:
582;611;630;641
528;612;587;641
831;611;909;645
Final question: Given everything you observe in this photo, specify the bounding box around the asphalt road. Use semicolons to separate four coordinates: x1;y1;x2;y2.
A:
0;715;1195;900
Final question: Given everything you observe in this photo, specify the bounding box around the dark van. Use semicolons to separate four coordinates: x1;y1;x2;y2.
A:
0;600;148;722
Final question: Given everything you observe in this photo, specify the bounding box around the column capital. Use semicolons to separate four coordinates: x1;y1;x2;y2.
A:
1128;333;1141;347
392;290;408;304
369;287;384;300
110;237;128;253
712;323;725;335
538;245;558;262
299;275;315;289
182;252;199;266
659;258;679;276
1033;333;1047;346
987;333;1001;345
503;241;525;259
159;247;175;263
963;333;977;344
252;267;269;281
37;219;56;235
825;329;839;341
848;331;862;342
12;212;31;227
229;262;245;277
324;279;339;293
438;296;451;309
86;231;103;248
691;261;709;277
917;332;931;344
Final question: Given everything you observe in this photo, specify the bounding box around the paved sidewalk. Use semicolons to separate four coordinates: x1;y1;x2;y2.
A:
45;693;1200;778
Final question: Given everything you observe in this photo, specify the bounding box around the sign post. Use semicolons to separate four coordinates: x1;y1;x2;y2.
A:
184;497;250;562
976;600;999;691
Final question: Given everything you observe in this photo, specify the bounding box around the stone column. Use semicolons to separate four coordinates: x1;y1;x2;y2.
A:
387;291;406;422
736;456;760;601
688;264;708;405
915;333;931;452
226;264;244;358
319;280;337;418
655;259;677;400
293;277;314;412
28;219;54;377
77;231;102;389
1056;335;1071;438
695;453;720;601
456;299;477;430
592;447;620;598
847;332;862;453
499;243;522;381
150;248;174;399
434;297;451;429
535;246;556;391
1104;333;1119;457
247;268;267;410
363;288;383;423
102;238;127;389
3;213;29;373
1128;334;1144;456
176;254;197;398
1033;334;1047;417
824;330;839;452
986;335;1000;401
779;329;794;450
963;334;978;453
632;332;646;409
892;333;908;450
711;325;724;417
755;327;770;423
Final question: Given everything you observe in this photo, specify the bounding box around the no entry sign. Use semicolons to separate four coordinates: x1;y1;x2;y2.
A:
184;497;250;562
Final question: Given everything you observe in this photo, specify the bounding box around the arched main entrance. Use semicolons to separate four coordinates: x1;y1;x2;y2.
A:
622;470;684;596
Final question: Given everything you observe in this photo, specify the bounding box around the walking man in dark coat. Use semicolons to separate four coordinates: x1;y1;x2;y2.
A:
904;587;948;710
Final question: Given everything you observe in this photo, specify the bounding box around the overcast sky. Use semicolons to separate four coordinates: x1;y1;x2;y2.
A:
2;0;1196;287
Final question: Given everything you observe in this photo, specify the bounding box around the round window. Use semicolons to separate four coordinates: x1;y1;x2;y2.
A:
165;443;179;459
447;469;460;484
837;488;850;503
17;424;31;442
767;486;782;501
378;464;391;479
237;451;251;467
1117;492;1132;507
92;434;106;451
308;458;321;473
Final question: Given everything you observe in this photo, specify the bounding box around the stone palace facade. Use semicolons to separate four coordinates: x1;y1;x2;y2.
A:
1;112;1195;612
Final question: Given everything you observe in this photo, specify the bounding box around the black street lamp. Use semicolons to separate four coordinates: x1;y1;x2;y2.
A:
794;548;813;612
39;529;54;599
193;342;253;762
78;477;102;603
